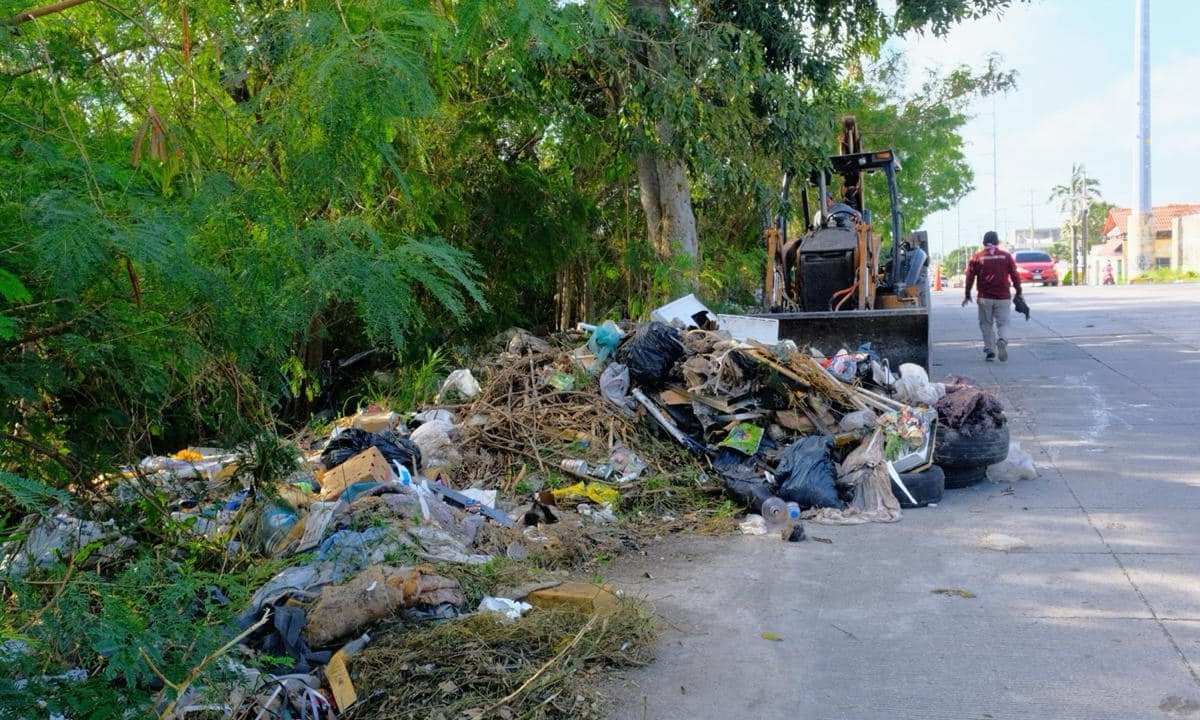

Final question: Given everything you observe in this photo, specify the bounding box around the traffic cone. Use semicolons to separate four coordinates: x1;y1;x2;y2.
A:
934;265;943;292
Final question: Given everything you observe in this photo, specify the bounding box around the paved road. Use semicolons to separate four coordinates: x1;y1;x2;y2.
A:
604;283;1200;720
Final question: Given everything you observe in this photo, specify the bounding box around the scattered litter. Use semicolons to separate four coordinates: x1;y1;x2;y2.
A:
528;582;618;614
438;368;482;402
608;445;647;482
978;532;1029;552
893;363;945;406
304;564;465;646
478;597;533;621
460;487;498;508
718;422;765;456
931;587;976;599
551;481;619;508
739;514;769;535
618;321;684;388
351;407;402;433
987;441;1038;482
776;435;840;510
760;631;783;641
322;428;421;472
410;419;459;470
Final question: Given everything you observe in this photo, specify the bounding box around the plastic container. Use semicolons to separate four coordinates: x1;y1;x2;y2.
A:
760;496;788;528
761;497;802;540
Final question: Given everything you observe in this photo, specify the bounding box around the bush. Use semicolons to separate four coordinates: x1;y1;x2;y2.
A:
1130;268;1200;284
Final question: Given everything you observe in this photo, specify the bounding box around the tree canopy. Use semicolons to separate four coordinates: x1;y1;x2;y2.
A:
1;0;1017;495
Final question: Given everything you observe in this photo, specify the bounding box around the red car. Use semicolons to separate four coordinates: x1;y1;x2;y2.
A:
1013;249;1059;286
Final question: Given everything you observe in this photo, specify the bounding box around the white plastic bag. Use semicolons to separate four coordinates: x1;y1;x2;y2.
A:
438;368;481;402
986;441;1038;482
893;363;945;406
478;597;533;621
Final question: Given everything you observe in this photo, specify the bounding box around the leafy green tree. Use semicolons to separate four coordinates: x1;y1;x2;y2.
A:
839;51;1017;238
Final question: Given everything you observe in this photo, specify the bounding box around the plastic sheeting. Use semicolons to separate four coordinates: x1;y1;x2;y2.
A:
803;430;901;525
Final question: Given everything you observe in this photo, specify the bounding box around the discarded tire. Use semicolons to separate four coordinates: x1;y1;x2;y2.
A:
934;424;1009;489
941;464;988;489
935;424;1010;466
893;465;944;508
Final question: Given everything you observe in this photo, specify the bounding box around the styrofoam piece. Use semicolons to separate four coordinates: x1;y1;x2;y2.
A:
651;294;714;327
716;313;780;344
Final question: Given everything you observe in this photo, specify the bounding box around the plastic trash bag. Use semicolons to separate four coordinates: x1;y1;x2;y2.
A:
438;369;481;402
321;428;421;471
986;441;1038;482
893;363;946;406
617;321;684;388
775;435;840;509
478;596;533;621
1014;294;1031;321
248;499;301;556
838;409;877;432
600;363;634;411
409;419;459;469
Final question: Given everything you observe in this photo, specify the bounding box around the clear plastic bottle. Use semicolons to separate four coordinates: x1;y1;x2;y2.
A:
760;496;788;528
761;497;803;540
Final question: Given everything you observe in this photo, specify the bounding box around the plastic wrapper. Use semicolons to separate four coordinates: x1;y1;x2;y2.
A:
986;441;1038;482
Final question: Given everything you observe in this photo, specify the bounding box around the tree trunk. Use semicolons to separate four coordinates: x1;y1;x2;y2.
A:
630;0;699;290
636;125;698;266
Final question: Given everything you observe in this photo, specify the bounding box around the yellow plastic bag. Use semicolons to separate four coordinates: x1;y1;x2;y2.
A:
551;481;619;508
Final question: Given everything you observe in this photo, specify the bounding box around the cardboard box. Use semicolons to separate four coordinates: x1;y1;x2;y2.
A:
320;446;394;501
528;582;618;614
351;409;400;433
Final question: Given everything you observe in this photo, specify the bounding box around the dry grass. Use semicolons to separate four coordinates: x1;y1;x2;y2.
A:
346;601;657;720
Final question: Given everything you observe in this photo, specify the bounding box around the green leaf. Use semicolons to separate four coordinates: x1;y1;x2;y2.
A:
0;267;31;303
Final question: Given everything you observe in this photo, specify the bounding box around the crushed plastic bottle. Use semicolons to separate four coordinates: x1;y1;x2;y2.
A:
760;497;804;541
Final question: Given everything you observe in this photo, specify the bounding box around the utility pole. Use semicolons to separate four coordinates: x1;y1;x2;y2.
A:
1080;168;1089;285
1131;0;1152;274
991;94;999;232
1070;176;1079;286
1024;189;1037;245
956;204;962;250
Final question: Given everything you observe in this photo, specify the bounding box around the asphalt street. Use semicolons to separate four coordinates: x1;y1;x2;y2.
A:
603;283;1200;720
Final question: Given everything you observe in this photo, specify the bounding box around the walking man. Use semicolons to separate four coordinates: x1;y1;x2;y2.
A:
963;231;1022;362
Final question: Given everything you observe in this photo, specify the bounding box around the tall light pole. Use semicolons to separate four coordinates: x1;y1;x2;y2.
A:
1131;0;1152;274
991;94;999;232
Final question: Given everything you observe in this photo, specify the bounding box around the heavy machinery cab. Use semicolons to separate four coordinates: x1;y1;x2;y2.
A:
758;118;931;368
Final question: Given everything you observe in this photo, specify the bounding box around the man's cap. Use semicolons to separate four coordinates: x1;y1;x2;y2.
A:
983;231;1000;246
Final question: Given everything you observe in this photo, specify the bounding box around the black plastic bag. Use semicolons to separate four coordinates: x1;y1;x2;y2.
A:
713;448;773;513
618;321;684;388
775;435;840;509
1013;294;1030;321
321;428;421;471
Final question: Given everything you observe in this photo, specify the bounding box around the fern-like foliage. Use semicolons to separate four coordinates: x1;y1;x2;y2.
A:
0;470;71;514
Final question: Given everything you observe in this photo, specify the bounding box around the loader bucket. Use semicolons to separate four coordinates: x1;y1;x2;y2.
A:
754;307;931;370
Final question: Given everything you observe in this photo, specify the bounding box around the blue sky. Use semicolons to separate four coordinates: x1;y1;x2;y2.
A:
889;0;1200;256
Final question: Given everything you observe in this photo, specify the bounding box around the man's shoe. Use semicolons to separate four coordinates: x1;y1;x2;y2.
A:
997;339;1008;362
985;350;996;362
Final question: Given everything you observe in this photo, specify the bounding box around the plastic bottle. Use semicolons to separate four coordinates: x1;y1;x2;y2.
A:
760;496;788;528
761;497;803;541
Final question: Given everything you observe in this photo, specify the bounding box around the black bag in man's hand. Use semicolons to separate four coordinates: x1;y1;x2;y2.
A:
1014;294;1031;321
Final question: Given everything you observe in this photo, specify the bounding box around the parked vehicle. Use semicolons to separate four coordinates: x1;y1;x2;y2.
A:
1013;249;1058;286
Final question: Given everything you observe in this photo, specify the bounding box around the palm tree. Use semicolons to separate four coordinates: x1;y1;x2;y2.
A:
1048;164;1102;284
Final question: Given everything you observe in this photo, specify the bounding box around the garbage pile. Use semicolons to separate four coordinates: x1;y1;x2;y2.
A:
0;294;1029;719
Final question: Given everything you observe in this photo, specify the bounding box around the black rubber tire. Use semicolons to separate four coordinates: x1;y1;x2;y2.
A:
893;465;945;508
934;424;1009;469
942;464;988;489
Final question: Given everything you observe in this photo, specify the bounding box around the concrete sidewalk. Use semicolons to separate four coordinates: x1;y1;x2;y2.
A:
604;284;1200;720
